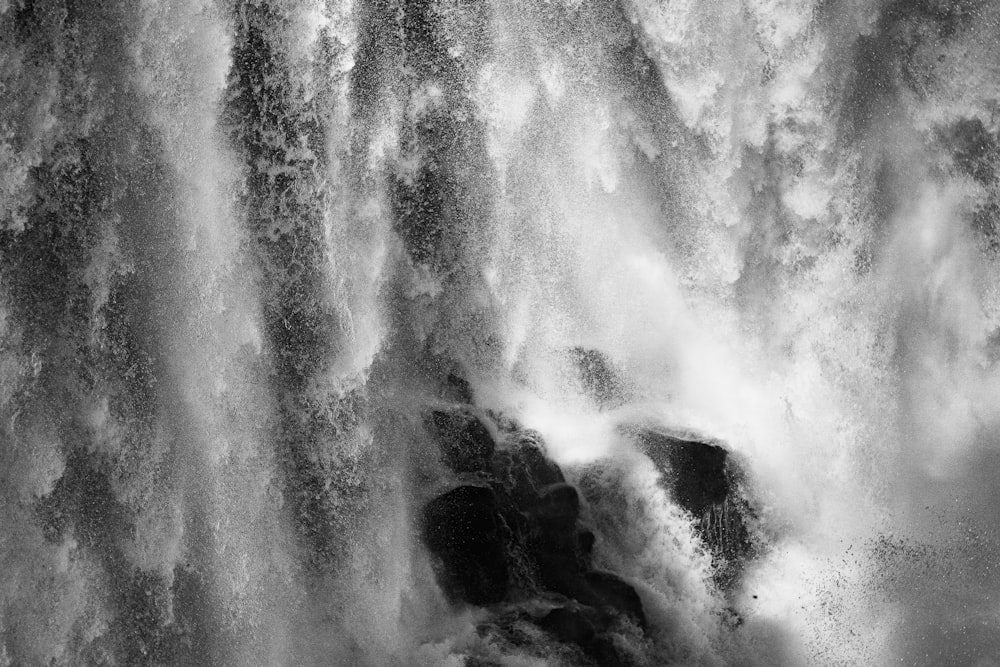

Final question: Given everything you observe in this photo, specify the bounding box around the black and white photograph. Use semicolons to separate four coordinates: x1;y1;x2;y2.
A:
2;0;1000;664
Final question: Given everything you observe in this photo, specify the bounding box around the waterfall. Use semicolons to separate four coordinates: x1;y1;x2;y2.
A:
3;0;1000;664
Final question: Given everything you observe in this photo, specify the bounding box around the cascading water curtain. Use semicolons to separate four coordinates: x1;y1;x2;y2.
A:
3;0;1000;665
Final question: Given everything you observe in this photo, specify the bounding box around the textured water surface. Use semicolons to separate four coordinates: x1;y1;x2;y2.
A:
3;0;1000;664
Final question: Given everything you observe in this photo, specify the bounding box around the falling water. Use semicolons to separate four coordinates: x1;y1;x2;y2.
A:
3;0;1000;664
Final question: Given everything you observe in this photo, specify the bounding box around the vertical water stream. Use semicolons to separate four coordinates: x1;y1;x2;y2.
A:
3;0;1000;664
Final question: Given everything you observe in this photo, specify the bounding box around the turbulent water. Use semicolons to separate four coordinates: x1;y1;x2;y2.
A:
3;0;1000;664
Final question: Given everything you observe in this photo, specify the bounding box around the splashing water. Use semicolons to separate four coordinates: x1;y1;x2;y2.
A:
3;0;1000;664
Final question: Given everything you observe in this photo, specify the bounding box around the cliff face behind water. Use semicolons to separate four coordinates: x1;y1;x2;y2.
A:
4;0;1000;665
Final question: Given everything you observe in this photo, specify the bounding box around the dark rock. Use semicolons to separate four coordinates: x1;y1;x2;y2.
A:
538;606;597;646
698;500;755;588
577;529;596;557
533;562;645;630
639;431;729;515
635;429;756;589
527;484;591;597
581;571;646;629
535;603;641;666
474;436;585;604
422;485;509;605
591;634;636;667
490;431;565;507
512;431;565;485
535;555;587;601
427;409;496;473
535;483;581;524
418;414;664;666
421;417;653;662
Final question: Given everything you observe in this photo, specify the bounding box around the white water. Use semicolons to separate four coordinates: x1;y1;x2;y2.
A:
3;0;1000;664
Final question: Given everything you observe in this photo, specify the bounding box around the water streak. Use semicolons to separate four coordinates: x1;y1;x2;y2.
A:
3;0;1000;664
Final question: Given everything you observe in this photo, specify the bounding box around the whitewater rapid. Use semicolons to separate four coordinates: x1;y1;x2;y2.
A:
3;0;1000;664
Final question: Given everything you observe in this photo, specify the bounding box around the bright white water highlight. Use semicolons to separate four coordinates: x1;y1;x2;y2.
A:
3;0;1000;664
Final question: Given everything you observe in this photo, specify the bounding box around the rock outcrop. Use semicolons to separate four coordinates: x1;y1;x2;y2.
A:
420;406;647;665
635;429;757;589
422;484;510;605
418;384;760;665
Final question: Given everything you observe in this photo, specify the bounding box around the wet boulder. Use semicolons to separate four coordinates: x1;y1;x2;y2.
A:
534;482;581;525
539;569;646;631
590;633;640;667
636;429;756;588
421;411;649;653
581;571;646;629
490;431;565;507
538;606;598;647
529;483;591;596
422;485;509;605
640;433;729;516
577;529;596;557
535;602;643;667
